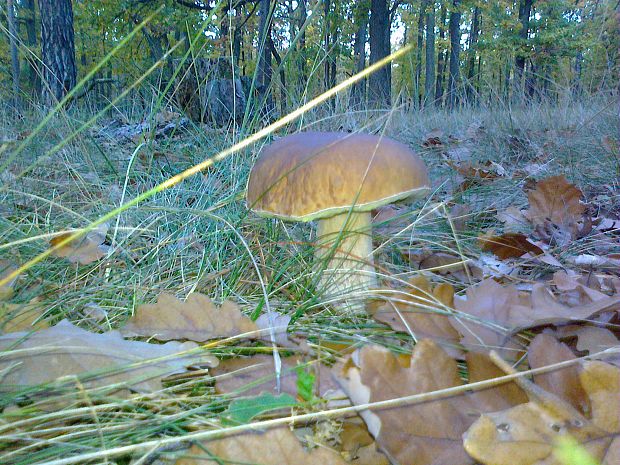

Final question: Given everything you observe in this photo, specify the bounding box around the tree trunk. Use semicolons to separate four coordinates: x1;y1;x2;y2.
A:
7;0;20;107
435;1;447;106
38;0;77;105
514;0;533;100
466;6;480;104
297;0;307;85
447;0;461;109
350;3;369;107
424;2;436;106
23;0;39;94
369;0;391;107
415;0;428;106
257;0;274;115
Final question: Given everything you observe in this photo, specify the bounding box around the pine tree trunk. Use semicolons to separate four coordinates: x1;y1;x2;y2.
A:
23;0;39;94
466;6;480;104
415;0;428;106
514;0;533;101
350;4;369;108
38;0;76;106
257;0;274;114
447;0;461;109
369;0;391;107
435;2;447;106
297;0;307;85
424;2;436;106
7;0;20;107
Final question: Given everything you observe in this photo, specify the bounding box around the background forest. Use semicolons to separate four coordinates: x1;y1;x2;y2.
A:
0;1;620;465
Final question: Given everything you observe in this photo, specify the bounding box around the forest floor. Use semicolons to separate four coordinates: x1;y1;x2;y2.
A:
0;98;619;465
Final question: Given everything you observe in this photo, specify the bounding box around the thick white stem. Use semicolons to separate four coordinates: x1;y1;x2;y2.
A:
315;212;377;307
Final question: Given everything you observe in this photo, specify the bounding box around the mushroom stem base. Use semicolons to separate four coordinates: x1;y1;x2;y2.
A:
315;212;376;308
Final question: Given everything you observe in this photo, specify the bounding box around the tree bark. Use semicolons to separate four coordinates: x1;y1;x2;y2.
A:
7;0;20;107
22;0;39;94
435;1;447;105
350;3;369;107
415;0;428;106
514;0;533;100
257;0;274;114
38;0;77;105
465;5;480;103
297;0;307;84
369;0;391;107
424;2;436;106
447;0;461;109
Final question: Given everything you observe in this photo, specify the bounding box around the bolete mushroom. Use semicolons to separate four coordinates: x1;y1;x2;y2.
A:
246;132;430;306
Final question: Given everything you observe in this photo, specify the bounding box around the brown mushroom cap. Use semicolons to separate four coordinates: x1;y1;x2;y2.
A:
247;132;430;222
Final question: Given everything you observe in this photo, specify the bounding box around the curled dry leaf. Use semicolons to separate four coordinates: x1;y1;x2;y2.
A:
0;319;217;394
255;310;291;346
478;232;544;260
121;293;258;342
175;426;348;464
525;176;590;244
333;339;525;465
463;360;620;465
370;276;461;357
211;354;338;398
50;224;110;265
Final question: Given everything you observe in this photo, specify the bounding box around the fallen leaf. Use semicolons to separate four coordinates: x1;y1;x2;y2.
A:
334;340;525;465
526;176;590;243
0;299;48;334
211;355;337;398
255;311;291;346
451;279;529;358
223;392;297;425
574;327;620;355
121;293;258;342
0;260;18;301
0;319;216;394
370;276;461;356
478;232;544;259
463;359;620;465
175;426;348;464
50;224;110;265
422;129;445;147
497;206;529;233
528;334;590;415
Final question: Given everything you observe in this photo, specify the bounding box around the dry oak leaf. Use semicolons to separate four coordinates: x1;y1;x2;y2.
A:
175;426;348;464
50;225;110;265
370;276;461;357
121;293;258;342
525;175;589;242
212;354;338;398
451;279;530;358
463;360;620;465
334;339;525;465
0;299;49;334
478;232;544;260
528;334;590;415
0;319;216;394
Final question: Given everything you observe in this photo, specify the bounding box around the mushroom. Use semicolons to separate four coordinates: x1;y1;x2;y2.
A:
246;132;430;306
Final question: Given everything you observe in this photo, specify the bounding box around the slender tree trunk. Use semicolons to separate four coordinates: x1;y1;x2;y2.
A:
351;4;369;107
38;0;77;105
257;0;274;114
23;0;39;94
7;0;20;107
466;6;480;104
435;1;447;105
424;2;436;106
415;0;428;106
573;52;583;97
447;0;461;109
514;0;533;101
297;0;307;85
369;0;391;107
